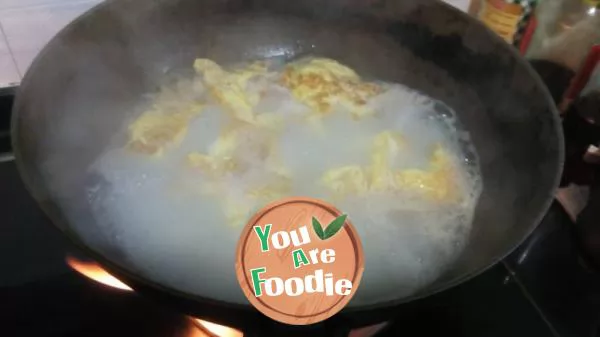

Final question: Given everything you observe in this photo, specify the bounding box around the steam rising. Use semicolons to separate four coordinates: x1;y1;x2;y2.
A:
39;61;480;306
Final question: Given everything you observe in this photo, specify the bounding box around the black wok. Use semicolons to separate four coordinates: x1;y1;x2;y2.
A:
11;0;563;334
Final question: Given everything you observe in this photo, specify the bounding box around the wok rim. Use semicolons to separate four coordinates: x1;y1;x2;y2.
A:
10;0;565;330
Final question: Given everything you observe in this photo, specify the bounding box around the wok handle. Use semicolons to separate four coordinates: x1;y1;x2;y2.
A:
561;44;600;112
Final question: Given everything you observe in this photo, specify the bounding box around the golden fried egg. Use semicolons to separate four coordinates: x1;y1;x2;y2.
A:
127;107;201;156
128;57;468;227
281;58;384;119
194;58;269;125
321;131;459;203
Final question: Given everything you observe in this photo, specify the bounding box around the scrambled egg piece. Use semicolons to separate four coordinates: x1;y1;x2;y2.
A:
368;131;406;191
187;152;237;178
186;121;292;227
246;174;293;202
322;166;369;199
281;58;383;119
129;58;378;157
207;173;292;228
128;107;201;156
264;141;292;178
395;145;459;202
221;197;255;228
186;124;245;177
131;57;462;226
321;132;459;203
194;59;270;125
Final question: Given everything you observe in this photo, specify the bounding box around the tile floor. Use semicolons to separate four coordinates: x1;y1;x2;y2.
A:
0;0;469;88
0;0;102;87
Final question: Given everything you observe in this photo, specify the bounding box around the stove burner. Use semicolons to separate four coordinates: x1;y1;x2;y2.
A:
64;255;243;337
62;253;387;337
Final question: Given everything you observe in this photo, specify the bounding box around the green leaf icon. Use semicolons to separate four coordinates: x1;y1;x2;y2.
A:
323;214;348;239
312;214;348;240
312;217;326;240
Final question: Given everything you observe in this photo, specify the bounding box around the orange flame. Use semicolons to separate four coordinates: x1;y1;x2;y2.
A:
65;256;133;291
63;256;382;337
65;256;243;337
192;318;243;337
63;256;383;337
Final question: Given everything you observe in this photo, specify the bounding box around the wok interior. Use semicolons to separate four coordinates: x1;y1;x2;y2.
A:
13;0;562;305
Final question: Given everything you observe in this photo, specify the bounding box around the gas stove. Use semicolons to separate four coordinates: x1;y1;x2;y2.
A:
1;85;599;337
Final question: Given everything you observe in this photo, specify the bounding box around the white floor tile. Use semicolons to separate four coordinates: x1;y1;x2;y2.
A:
0;0;101;76
0;32;19;86
0;0;466;86
441;0;471;12
0;0;88;11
